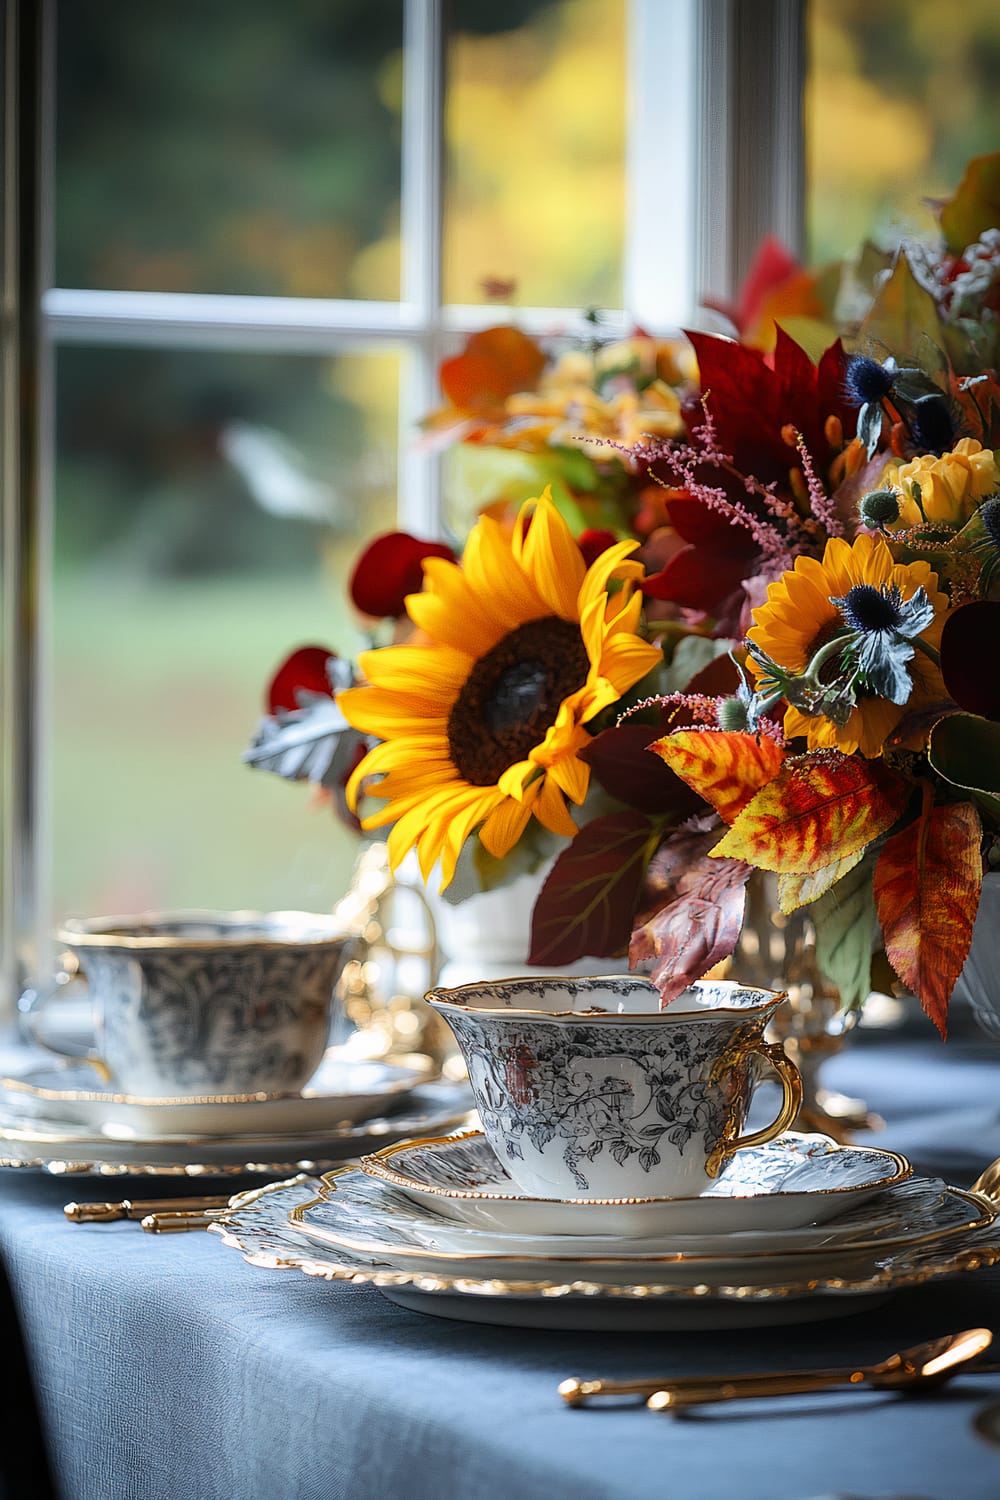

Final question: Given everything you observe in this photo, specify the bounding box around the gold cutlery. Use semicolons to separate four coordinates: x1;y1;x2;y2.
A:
64;1194;231;1224
560;1329;997;1410
140;1209;221;1234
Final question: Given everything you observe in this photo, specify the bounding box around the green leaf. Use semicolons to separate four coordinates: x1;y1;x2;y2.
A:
928;713;1000;822
939;152;1000;255
856;252;945;364
811;854;877;1013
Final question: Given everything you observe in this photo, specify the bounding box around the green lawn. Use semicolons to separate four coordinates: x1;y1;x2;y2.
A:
50;573;363;924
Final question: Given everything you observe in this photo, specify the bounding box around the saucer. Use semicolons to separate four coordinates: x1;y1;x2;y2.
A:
290;1162;992;1283
0;1049;433;1137
359;1130;911;1236
0;1082;473;1176
209;1175;1000;1331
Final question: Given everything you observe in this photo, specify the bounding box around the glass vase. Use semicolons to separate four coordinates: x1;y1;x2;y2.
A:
727;872;880;1143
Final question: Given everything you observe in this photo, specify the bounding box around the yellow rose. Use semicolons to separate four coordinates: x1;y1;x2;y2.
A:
880;438;999;528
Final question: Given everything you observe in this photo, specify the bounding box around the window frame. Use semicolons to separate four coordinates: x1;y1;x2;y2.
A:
1;0;804;1008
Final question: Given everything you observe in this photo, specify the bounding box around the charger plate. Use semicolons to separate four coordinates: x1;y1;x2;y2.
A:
292;1164;992;1282
0;1050;433;1136
210;1176;1000;1332
0;1084;473;1177
360;1130;910;1237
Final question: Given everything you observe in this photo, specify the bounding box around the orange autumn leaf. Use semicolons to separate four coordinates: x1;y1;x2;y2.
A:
649;730;786;826
712;753;910;873
439;326;547;415
873;802;983;1039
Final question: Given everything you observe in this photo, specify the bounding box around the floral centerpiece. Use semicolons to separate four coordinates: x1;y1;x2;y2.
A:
247;153;1000;1040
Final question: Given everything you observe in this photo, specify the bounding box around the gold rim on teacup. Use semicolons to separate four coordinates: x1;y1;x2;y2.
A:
57;909;349;950
424;973;790;1019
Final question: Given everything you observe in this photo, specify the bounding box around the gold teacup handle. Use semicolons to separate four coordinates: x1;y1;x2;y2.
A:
706;1041;802;1178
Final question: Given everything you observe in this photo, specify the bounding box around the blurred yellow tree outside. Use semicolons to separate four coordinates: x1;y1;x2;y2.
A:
807;0;1000;261
351;0;626;309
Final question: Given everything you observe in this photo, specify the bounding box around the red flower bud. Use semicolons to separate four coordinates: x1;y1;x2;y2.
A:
267;646;337;714
349;533;456;619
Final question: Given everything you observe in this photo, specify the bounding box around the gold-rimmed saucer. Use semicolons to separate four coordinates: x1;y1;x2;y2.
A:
0;1048;434;1137
358;1129;911;1237
0;1082;473;1177
289;1160;993;1284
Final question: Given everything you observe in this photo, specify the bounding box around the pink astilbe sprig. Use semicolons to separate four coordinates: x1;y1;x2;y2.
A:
617;691;786;745
621;405;814;572
795;430;846;540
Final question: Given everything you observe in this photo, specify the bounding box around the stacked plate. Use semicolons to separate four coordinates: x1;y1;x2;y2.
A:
209;1129;1000;1331
0;1051;473;1177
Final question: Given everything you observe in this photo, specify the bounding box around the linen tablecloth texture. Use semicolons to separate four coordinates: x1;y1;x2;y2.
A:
2;1028;1000;1500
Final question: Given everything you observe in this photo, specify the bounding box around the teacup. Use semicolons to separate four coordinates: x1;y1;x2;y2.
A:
425;975;802;1201
21;910;353;1098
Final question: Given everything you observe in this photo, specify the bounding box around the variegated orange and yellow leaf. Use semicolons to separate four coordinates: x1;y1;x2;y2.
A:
873;801;983;1038
712;753;910;874
649;730;785;826
776;848;866;914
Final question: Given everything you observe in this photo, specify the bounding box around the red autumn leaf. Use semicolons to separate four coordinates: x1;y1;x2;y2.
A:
662;496;762;551
704;236;803;339
630;822;753;1005
641;546;755;609
267;646;337;714
580;724;705;817
713;753;911;873
528;812;656;966
439;326;547;414
873;801;983;1038
685;654;743;699
650;729;786;826
349;533;457;619
941;602;1000;719
577;529;619;568
683;330;856;492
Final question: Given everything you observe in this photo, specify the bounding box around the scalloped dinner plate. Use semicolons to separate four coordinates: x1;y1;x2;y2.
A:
359;1130;911;1237
209;1176;1000;1333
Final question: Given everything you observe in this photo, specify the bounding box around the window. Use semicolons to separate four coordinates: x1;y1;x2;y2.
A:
3;0;802;1005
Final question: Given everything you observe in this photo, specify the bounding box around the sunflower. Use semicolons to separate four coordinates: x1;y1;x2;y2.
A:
339;490;662;887
747;533;948;757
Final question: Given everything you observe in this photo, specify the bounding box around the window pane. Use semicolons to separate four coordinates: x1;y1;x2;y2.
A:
444;0;626;308
54;0;404;298
52;347;399;924
806;0;1000;262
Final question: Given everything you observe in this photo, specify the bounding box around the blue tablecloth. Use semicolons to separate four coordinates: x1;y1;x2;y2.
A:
3;1026;1000;1500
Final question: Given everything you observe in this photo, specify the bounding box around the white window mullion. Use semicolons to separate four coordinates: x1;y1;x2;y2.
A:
625;0;699;332
398;0;444;540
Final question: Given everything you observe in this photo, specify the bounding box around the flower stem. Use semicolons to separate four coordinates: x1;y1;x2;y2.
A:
911;636;941;667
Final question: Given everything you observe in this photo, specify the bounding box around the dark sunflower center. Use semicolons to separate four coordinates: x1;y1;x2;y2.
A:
838;582;904;634
447;616;590;787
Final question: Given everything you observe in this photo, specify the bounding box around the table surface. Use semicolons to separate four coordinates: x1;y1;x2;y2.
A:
3;1023;1000;1500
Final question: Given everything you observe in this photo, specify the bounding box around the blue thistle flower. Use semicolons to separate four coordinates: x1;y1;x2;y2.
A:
844;355;895;407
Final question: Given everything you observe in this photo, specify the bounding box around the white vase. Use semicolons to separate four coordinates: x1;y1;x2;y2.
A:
952;871;1000;1038
408;857;631;989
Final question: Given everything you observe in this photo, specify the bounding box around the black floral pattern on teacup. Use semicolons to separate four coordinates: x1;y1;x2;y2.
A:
81;943;349;1094
445;1012;757;1192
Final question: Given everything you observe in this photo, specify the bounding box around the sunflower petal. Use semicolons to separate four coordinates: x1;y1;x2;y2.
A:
517;493;586;619
461;513;551;636
478;790;537;862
